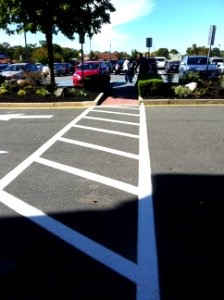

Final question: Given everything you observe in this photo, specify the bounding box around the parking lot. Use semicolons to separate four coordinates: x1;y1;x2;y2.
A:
0;105;221;300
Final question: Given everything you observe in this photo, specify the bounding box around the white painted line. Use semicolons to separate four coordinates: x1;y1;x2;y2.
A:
0;107;93;190
0;150;8;154
36;157;138;195
84;116;139;126
0;189;138;282
0;113;53;121
59;137;139;160
73;124;139;139
91;109;140;116
136;104;160;300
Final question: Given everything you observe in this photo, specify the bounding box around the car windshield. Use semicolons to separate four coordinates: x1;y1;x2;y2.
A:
5;64;26;71
78;63;100;70
156;58;165;62
188;57;208;65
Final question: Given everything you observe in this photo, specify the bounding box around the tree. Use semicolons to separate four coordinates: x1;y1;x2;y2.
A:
186;44;208;55
0;0;115;85
155;48;169;58
211;47;221;57
170;49;179;54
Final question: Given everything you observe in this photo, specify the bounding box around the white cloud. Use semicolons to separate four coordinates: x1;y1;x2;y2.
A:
91;0;155;51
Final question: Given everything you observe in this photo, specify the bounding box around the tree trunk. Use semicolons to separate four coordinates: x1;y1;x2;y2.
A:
45;30;55;86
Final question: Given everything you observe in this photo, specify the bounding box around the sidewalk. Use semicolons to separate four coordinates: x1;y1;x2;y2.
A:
101;81;139;106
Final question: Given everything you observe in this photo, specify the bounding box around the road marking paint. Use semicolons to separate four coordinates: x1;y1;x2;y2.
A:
73;124;139;138
36;157;138;195
0;113;53;121
84;116;139;126
0;151;8;154
0;189;138;282
136;104;160;300
91;109;140;116
59;137;139;159
0;107;93;190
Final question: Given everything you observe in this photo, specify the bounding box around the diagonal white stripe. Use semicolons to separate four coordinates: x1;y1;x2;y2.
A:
58;137;139;160
91;109;140;116
0;190;138;282
73;124;139;138
36;157;139;195
84;116;139;126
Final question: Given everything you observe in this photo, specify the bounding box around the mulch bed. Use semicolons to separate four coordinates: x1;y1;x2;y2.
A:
0;91;100;103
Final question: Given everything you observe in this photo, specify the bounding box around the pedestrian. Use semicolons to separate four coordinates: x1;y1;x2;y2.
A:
135;53;148;76
127;58;135;83
123;56;130;83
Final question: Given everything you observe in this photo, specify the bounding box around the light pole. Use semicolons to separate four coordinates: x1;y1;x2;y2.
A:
24;30;28;62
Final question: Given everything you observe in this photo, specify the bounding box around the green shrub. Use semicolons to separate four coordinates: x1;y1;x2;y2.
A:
180;71;201;84
36;88;51;97
17;89;27;96
173;85;192;98
76;88;89;97
138;78;165;97
0;88;9;95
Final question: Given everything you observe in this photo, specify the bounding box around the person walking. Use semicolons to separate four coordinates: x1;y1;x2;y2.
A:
127;58;135;83
135;53;148;76
123;56;130;83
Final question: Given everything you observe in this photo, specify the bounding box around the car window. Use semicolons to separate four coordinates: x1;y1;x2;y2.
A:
78;63;100;70
188;57;207;65
5;65;25;71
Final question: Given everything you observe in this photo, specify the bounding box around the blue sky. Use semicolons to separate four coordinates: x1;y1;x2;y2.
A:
0;0;224;55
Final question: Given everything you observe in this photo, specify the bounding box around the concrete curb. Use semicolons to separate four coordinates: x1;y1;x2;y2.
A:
0;92;105;109
138;96;224;105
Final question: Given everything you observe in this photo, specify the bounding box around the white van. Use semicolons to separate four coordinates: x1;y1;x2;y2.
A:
155;57;167;69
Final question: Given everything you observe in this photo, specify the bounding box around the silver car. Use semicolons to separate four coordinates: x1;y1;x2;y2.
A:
0;63;41;82
179;55;219;80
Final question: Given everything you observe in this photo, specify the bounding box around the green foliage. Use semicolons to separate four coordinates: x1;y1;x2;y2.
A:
173;85;192;98
36;88;51;97
76;89;89;97
155;48;169;59
17;89;27;96
186;44;208;55
0;0;115;85
180;71;201;84
138;78;164;97
0;88;9;95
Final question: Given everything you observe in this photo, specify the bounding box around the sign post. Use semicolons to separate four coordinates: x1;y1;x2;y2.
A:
207;25;216;70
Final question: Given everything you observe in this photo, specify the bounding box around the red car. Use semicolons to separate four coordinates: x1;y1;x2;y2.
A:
72;61;110;87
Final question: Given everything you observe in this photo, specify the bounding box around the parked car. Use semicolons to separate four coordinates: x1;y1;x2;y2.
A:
155;57;167;69
0;63;41;83
209;57;224;67
165;60;180;73
72;60;110;87
110;59;118;72
104;61;113;73
115;59;125;74
179;55;220;80
218;63;224;74
63;63;74;75
0;63;8;73
54;63;67;76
